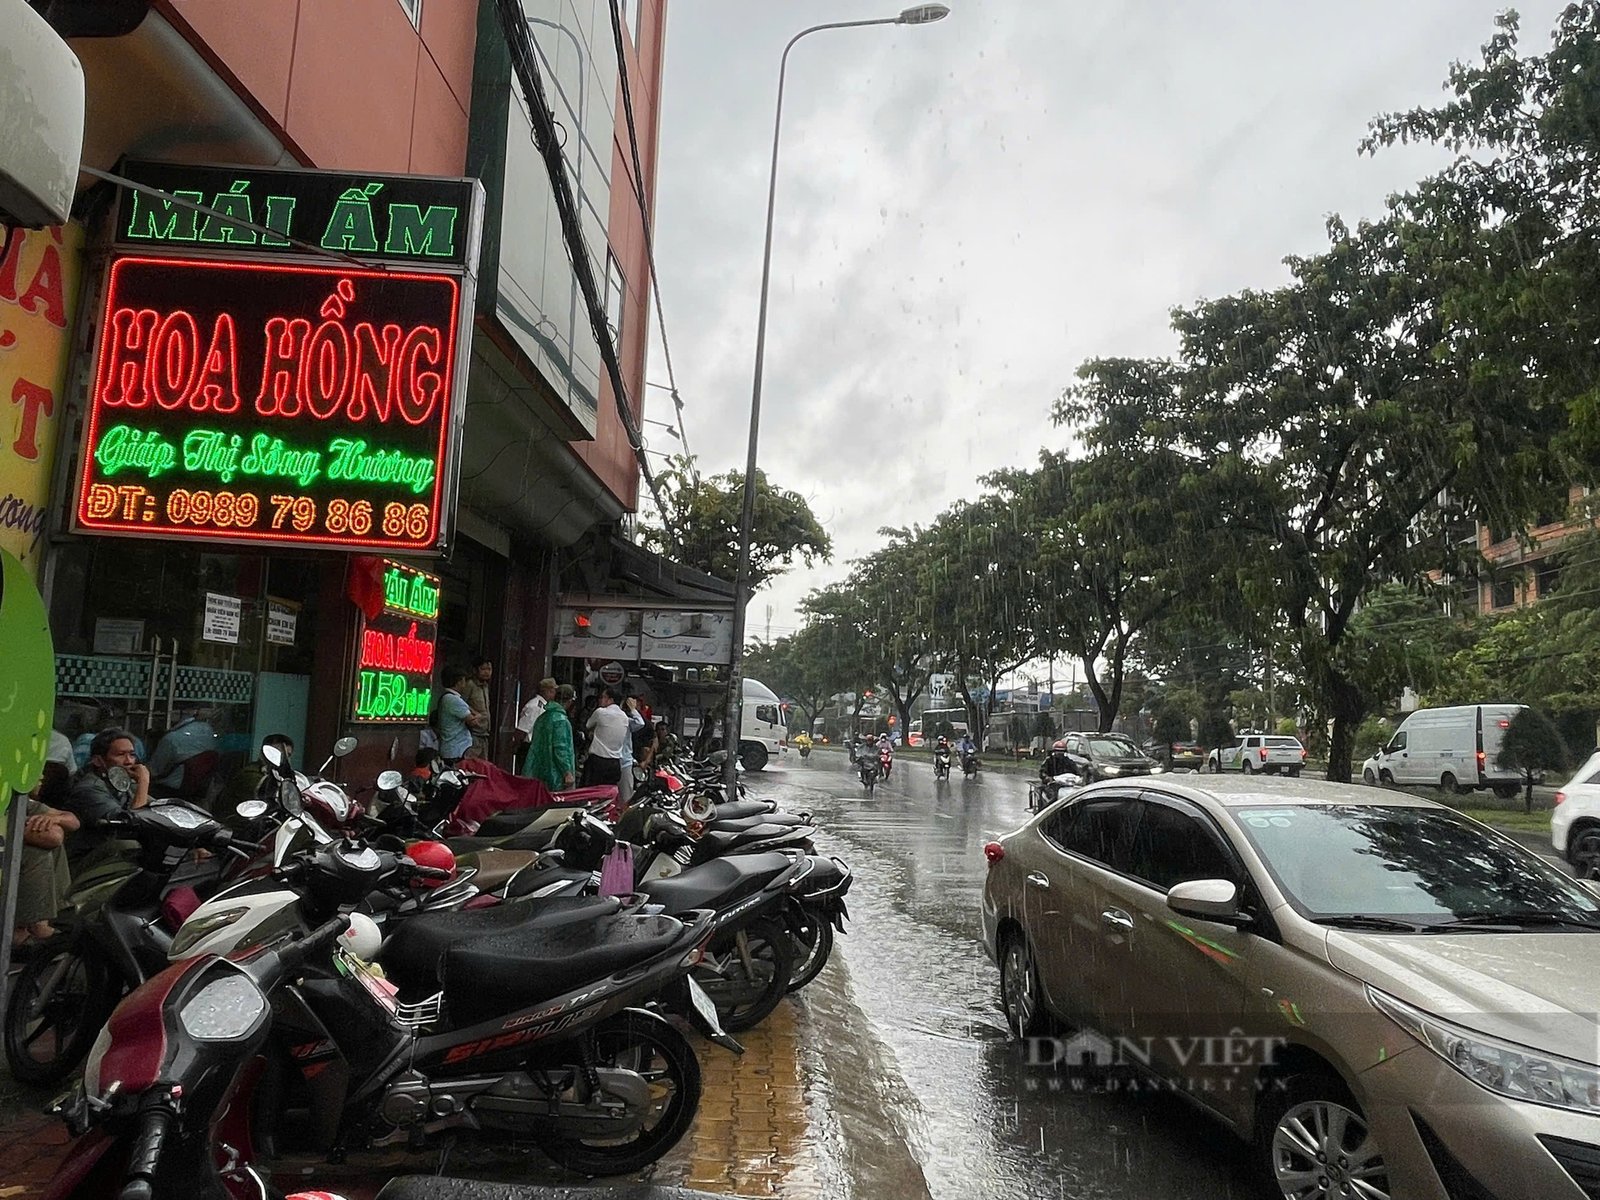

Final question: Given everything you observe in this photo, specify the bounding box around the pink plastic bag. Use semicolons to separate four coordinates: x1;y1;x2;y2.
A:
598;843;635;897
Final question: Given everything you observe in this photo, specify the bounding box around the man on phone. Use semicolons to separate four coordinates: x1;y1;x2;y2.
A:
60;727;150;872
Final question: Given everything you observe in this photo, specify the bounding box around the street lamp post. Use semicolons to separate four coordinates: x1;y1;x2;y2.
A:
721;5;949;790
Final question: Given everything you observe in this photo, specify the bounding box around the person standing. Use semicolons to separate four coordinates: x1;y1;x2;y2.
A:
582;686;629;789
514;677;557;774
145;706;219;797
615;694;647;806
461;656;494;759
436;666;484;765
524;684;577;789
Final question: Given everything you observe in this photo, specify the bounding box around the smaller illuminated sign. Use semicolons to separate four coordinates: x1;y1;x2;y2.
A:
352;561;439;724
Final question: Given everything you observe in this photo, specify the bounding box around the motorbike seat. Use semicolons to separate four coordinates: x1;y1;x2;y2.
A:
699;825;809;854
377;896;620;994
704;799;775;822
703;812;805;834
443;828;554;855
441;910;686;1026
636;850;794;914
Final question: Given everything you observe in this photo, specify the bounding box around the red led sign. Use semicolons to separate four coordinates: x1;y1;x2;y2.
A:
74;255;461;553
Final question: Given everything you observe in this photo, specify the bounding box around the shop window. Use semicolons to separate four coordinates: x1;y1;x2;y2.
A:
1490;577;1518;609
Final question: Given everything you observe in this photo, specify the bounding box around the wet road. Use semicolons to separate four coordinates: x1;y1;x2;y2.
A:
748;751;1269;1200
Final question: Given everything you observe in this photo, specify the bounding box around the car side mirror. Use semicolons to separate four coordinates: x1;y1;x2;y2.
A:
1166;879;1249;926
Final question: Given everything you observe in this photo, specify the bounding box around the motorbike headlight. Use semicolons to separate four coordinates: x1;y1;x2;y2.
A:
179;967;267;1041
169;906;250;958
1369;987;1600;1116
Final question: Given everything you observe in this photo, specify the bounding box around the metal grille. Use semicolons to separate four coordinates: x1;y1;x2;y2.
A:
54;656;254;706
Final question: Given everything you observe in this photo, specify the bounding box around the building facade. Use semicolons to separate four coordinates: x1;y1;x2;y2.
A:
20;0;668;787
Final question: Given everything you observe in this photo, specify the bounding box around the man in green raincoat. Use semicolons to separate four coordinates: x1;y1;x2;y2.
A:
523;683;576;790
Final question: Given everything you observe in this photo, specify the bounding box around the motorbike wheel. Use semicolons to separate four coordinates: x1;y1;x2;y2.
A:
540;1010;703;1177
787;914;835;992
4;936;116;1085
699;917;795;1032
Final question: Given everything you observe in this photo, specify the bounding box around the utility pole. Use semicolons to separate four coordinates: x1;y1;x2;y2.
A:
765;604;772;644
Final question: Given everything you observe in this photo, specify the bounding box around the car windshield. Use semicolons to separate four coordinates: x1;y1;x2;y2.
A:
1087;737;1140;758
1235;804;1600;927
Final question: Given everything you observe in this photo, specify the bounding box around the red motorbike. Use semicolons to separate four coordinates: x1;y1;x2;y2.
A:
878;745;894;780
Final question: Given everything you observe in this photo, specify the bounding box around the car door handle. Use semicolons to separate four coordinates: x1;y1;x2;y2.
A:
1026;872;1050;889
1100;908;1133;931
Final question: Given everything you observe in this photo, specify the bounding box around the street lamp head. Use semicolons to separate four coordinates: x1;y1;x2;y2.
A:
898;4;950;24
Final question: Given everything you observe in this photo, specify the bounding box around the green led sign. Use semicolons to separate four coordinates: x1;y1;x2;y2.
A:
115;162;481;269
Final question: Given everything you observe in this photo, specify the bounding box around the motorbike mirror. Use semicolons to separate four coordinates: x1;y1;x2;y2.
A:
106;764;133;793
261;742;285;770
708;750;728;765
235;799;270;820
376;769;403;791
332;736;358;758
682;792;716;824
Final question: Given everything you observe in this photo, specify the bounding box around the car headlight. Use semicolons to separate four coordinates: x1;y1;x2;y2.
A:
169;906;250;957
1369;987;1600;1116
1150;764;1166;774
1101;765;1121;776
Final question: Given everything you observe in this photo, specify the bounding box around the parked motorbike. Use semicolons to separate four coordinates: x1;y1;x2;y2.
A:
4;803;258;1084
170;829;732;1175
44;915;353;1200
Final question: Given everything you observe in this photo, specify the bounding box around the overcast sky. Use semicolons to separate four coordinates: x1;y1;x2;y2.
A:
644;1;1567;640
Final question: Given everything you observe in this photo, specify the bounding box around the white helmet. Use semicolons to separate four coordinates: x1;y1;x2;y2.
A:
337;912;383;961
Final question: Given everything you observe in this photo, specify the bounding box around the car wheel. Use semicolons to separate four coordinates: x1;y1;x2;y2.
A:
1241;760;1254;775
1362;768;1376;787
1208;757;1220;774
740;744;769;772
999;931;1050;1039
1258;1074;1388;1200
1568;825;1600;875
1492;784;1520;800
1441;771;1468;795
1379;770;1394;786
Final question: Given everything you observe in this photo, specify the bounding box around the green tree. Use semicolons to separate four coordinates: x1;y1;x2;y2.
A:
1364;7;1600;465
917;496;1037;742
740;622;854;737
987;451;1194;733
641;455;831;591
1059;206;1562;781
1498;706;1570;812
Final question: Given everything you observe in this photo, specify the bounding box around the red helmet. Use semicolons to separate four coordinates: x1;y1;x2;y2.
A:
1052;739;1068;751
406;840;456;887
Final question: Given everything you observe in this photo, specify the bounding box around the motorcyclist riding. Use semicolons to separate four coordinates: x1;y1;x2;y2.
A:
876;733;894;779
957;732;978;776
933;735;952;780
1039;737;1078;804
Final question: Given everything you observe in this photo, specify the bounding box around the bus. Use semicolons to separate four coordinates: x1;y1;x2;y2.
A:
916;707;969;743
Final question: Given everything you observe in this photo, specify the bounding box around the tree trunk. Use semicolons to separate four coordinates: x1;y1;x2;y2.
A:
1325;715;1355;784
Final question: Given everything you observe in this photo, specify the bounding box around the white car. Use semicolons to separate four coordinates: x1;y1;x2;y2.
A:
1205;732;1305;776
1551;749;1600;869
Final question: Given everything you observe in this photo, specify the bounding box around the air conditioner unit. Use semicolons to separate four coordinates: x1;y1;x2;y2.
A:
0;0;86;227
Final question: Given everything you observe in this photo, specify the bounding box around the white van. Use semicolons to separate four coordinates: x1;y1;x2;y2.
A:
1362;704;1524;796
738;678;788;771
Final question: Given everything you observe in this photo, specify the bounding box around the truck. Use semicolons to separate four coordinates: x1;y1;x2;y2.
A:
737;678;787;772
1360;704;1525;796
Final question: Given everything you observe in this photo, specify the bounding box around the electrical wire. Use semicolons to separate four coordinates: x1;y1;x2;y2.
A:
606;0;697;487
492;0;676;546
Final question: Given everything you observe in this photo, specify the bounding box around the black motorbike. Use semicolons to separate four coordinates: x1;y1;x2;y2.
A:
933;746;952;781
960;749;980;779
3;803;256;1084
857;752;880;795
215;835;731;1176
